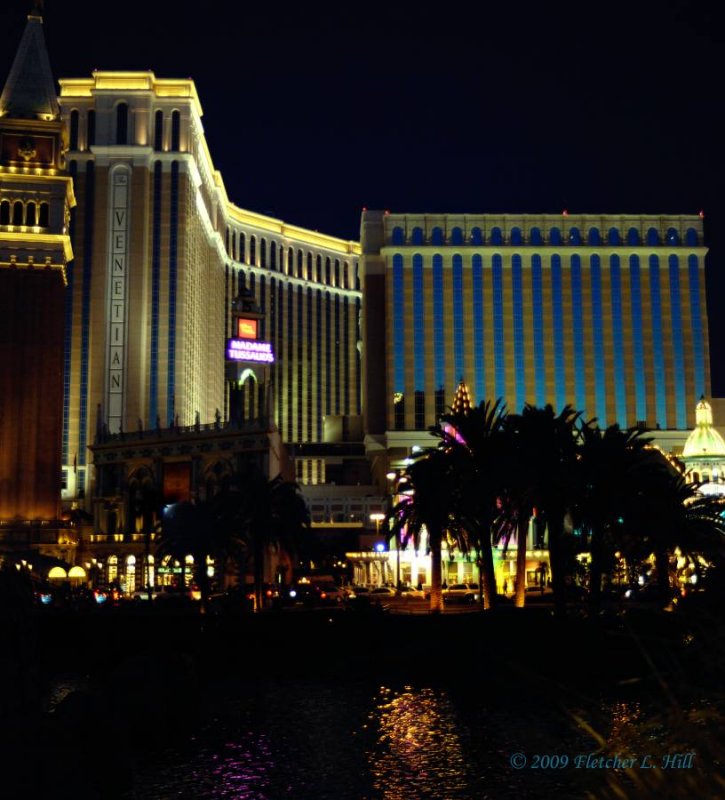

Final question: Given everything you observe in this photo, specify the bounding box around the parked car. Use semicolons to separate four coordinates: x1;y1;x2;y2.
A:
399;586;425;599
442;583;480;604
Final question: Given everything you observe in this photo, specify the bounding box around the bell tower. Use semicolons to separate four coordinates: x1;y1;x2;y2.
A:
0;6;75;528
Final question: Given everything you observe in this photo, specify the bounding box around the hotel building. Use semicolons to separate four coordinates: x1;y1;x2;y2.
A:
361;210;710;470
58;72;363;500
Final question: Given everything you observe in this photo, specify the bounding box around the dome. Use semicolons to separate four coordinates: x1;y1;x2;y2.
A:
682;398;725;458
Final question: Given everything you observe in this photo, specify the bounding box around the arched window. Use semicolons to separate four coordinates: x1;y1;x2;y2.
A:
411;227;424;245
288;248;294;274
12;201;23;226
685;228;698;246
588;227;601;245
646;227;659;245
316;254;322;282
297;249;304;278
249;235;257;265
451;226;464;245
510;227;522;245
392;226;405;245
24;201;36;227
334;259;340;287
549;227;562;245
87;110;96;148
470;227;483;245
231;231;237;260
171;110;181;151
260;238;267;268
490;227;503;245
530;227;542;245
69;109;79;151
666;227;680;245
431;226;444;245
225;227;230;255
568;227;581;245
325;257;331;284
239;232;246;263
116;102;128;145
307;253;313;281
627;227;639;245
270;241;277;270
38;202;49;227
608;227;620;245
343;262;349;288
154;110;163;150
0;200;9;225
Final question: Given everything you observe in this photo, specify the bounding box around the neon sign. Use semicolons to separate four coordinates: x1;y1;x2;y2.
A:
226;338;275;363
237;318;258;339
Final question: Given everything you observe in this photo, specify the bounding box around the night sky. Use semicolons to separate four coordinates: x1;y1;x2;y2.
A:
2;0;724;393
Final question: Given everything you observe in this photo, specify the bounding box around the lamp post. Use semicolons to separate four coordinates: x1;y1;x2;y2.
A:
370;512;386;584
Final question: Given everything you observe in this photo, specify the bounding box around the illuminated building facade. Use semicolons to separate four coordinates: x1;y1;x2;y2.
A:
0;12;74;540
361;210;710;467
58;73;362;499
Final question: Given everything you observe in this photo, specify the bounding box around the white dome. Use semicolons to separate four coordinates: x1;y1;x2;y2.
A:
682;398;725;459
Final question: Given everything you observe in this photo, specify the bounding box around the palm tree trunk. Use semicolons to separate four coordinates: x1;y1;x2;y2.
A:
429;530;443;613
588;528;604;612
478;530;497;610
514;513;528;608
547;517;566;616
655;548;671;597
253;536;264;612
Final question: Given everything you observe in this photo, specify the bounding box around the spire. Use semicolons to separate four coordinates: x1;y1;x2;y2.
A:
0;8;59;120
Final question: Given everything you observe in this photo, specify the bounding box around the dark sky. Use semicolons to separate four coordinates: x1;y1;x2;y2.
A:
2;0;724;392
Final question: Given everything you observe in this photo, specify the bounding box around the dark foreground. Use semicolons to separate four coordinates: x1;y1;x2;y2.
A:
2;603;724;799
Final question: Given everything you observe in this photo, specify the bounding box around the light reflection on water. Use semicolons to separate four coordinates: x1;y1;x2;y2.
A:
128;681;706;800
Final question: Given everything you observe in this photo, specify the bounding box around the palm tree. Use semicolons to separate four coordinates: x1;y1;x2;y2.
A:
433;399;508;609
575;422;655;608
502;404;581;610
389;449;460;612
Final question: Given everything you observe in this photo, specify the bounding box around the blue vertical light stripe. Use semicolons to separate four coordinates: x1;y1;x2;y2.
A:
590;256;607;424
551;255;565;411
392;254;405;394
472;255;485;404
649;255;667;426
453;255;465;381
167;161;179;425
512;255;525;410
531;255;545;407
78;162;95;466
413;255;425;391
668;255;687;427
355;298;362;414
629;256;647;421
688;255;706;399
149;161;162;426
433;255;445;390
492;255;505;401
609;256;627;426
570;255;586;412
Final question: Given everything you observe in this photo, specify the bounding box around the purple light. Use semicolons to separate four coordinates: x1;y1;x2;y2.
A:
226;338;275;363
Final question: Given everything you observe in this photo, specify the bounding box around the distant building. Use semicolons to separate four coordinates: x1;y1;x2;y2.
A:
360;210;710;475
682;397;725;495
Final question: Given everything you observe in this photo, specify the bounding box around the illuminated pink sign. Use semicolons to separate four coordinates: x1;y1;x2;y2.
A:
226;338;275;363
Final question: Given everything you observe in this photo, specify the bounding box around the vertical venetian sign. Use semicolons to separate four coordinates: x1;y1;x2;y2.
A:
106;166;131;433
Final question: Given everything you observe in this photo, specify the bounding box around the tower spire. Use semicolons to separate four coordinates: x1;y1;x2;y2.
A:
0;7;58;120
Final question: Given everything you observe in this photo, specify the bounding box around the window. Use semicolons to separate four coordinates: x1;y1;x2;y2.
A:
270;241;277;270
685;228;698;246
0;200;9;225
627;227;639;245
414;391;425;430
116;102;128;145
411;227;424;245
69;110;79;150
530;227;542;245
12;201;23;226
392;226;405;245
470;227;483;245
490;227;503;245
171;110;181;151
588;227;601;245
260;238;267;268
394;394;405;430
608;227;620;245
646;227;659;245
87;110;96;147
666;227;680;245
26;202;36;226
39;202;49;227
510;227;522;245
239;232;246;263
250;236;257;265
451;226;464;245
154;110;163;150
549;227;562;245
568;227;581;245
431;227;444;245
325;257;331;284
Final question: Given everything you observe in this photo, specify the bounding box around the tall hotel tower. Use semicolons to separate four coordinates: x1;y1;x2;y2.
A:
0;9;74;525
361;211;709;458
59;74;361;498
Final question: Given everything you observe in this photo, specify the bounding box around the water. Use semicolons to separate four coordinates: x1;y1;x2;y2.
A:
126;679;638;800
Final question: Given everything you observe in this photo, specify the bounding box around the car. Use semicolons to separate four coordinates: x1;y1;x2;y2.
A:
443;583;480;604
369;586;397;597
399;586;425;599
